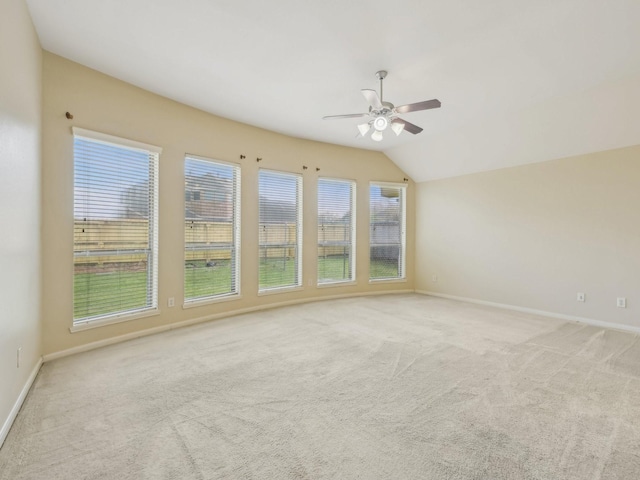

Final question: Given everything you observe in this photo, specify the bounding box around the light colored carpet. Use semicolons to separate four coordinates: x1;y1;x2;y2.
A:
1;294;640;479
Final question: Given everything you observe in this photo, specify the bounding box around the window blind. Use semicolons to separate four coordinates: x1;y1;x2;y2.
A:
73;129;159;323
258;169;302;291
318;178;355;284
369;183;406;280
184;155;240;302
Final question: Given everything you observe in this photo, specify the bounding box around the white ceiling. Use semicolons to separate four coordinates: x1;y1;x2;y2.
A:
26;0;640;181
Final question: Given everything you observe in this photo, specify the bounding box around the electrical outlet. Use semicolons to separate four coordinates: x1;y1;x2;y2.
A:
432;274;438;283
307;278;313;287
168;297;175;307
577;292;585;302
617;297;626;308
17;347;21;368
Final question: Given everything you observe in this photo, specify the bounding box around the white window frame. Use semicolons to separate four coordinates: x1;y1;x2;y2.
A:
183;154;241;305
71;127;160;331
369;181;406;282
317;177;356;286
258;169;303;293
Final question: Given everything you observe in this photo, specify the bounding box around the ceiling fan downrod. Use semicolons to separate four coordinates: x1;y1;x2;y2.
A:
376;70;387;102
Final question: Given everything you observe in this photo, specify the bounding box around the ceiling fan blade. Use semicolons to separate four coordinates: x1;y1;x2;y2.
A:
392;118;423;135
394;99;441;114
322;113;368;120
361;89;383;109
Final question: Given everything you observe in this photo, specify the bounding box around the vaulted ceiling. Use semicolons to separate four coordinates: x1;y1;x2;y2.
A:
26;0;640;181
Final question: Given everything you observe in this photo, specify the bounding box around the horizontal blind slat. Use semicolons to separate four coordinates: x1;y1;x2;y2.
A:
184;156;240;302
318;178;355;284
73;135;158;322
259;170;302;290
369;184;405;280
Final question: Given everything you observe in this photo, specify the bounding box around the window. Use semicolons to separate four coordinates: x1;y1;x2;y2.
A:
73;128;160;324
184;155;240;302
370;183;406;280
259;170;302;291
318;178;355;284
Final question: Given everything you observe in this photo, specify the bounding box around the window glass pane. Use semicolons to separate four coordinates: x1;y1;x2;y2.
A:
73;135;158;322
370;184;405;280
318;178;355;284
74;256;149;319
259;170;302;291
184;156;240;301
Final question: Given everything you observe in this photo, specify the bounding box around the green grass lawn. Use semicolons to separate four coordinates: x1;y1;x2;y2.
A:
74;257;401;320
369;259;400;279
74;270;149;320
317;256;352;282
185;260;234;299
259;257;296;289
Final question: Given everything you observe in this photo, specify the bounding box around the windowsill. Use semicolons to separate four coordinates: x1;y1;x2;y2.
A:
317;280;357;288
183;293;242;309
258;285;304;296
369;277;407;284
70;308;160;333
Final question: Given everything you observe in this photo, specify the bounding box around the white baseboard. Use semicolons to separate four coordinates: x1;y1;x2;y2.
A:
43;289;414;362
0;357;42;449
417;290;640;336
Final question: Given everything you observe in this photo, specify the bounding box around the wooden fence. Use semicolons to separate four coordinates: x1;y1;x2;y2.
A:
74;220;350;265
74;219;387;267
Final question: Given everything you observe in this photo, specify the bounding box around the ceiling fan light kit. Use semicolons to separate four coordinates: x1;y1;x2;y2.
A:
357;123;371;136
323;70;441;142
391;121;404;136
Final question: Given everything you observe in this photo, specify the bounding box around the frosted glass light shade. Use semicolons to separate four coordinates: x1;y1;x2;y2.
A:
391;121;404;136
371;130;383;142
357;123;371;136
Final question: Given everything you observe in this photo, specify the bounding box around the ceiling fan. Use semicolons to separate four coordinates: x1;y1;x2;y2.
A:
323;70;441;141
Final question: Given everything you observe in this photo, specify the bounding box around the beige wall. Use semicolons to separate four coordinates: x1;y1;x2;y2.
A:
0;0;42;439
41;52;415;356
416;146;640;329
